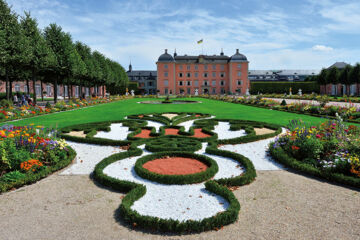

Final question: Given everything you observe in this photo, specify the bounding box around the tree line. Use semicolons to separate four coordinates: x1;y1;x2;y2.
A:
0;0;128;103
307;64;360;95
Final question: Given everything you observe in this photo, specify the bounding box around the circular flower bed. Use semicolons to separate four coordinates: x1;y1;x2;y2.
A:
135;152;218;185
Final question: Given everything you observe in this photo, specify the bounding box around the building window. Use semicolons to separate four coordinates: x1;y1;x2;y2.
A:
164;64;168;69
221;88;225;94
194;72;198;77
212;80;216;86
46;85;52;96
164;72;168;77
179;81;184;86
212;72;216;77
164;80;169;86
212;64;216;70
165;88;168;94
85;87;89;96
187;65;190;70
24;85;28;93
187;88;191;94
179;73;183;77
148;82;153;87
179;65;183;70
75;86;79;97
237;64;241;69
221;65;225;70
220;72;225;78
15;84;20;92
204;65;208;70
186;72;191;78
194;65;198;70
237;71;241;77
212;88;216;94
194;80;199;86
220;80;225;86
237;80;242;85
203;73;208;78
203;81;209;86
186;81;192;86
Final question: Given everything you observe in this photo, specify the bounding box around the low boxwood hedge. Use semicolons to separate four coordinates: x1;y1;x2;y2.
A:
134;151;218;185
145;136;202;152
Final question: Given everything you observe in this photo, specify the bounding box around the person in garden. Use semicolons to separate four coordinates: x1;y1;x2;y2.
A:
13;94;18;106
21;94;26;106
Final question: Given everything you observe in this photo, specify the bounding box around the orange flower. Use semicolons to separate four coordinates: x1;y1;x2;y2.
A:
292;145;300;150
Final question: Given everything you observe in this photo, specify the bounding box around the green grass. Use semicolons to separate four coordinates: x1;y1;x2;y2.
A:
2;98;355;128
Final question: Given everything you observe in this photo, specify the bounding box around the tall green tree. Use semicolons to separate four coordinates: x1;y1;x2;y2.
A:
326;67;339;85
44;24;75;103
349;64;360;95
0;0;30;100
20;12;52;104
338;65;352;95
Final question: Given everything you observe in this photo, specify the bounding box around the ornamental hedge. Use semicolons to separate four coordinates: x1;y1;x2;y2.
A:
250;81;320;94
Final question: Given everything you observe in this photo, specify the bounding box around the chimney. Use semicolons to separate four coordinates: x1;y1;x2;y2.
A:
165;49;168;54
174;48;177;57
220;48;224;56
236;49;239;54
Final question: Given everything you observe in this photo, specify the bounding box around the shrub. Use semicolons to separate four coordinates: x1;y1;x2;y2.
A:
280;99;287;106
250;81;319;94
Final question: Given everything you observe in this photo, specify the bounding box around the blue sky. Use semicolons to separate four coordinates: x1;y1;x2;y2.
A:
7;0;360;70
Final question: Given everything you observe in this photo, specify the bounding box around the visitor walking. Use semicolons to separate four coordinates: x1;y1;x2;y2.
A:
21;94;26;106
13;94;18;106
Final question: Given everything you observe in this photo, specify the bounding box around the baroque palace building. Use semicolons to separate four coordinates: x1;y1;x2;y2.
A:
156;49;249;95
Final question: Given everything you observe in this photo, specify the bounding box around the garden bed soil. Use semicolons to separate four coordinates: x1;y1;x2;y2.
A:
64;131;87;138
142;157;208;175
164;128;179;135
134;129;152;138
254;128;275;135
162;113;178;119
193;128;211;138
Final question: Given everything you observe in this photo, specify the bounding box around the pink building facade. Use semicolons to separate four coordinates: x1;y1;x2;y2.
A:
156;49;250;95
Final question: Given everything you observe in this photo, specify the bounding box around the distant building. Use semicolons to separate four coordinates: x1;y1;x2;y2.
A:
126;63;157;94
248;69;320;82
156;49;249;95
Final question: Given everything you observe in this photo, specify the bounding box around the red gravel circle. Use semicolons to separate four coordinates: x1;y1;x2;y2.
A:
165;128;180;135
193;128;211;138
143;157;208;175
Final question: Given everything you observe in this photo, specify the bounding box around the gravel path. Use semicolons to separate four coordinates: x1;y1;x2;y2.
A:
0;172;358;240
265;97;360;108
219;128;287;171
94;123;130;140
213;122;247;140
103;144;231;221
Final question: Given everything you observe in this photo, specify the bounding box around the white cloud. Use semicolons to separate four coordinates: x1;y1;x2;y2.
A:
312;45;333;52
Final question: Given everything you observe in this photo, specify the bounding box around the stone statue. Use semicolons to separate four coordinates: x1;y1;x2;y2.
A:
195;89;199;96
131;90;135;96
125;88;129;96
289;87;292;96
298;89;302;96
245;88;250;96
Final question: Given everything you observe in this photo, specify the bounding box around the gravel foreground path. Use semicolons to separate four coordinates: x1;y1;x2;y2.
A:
0;171;359;240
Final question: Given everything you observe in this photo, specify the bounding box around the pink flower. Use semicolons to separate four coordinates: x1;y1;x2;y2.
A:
316;134;321;139
332;123;336;126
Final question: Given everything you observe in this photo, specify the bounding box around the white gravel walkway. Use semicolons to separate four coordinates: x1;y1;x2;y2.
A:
94;123;130;140
103;145;230;221
214;121;247;140
146;120;164;132
60;141;125;175
219;128;286;170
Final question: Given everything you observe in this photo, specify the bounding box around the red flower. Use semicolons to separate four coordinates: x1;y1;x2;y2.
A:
316;134;321;139
292;145;300;150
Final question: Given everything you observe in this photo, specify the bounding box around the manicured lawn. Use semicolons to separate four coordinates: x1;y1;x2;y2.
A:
2;98;354;128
